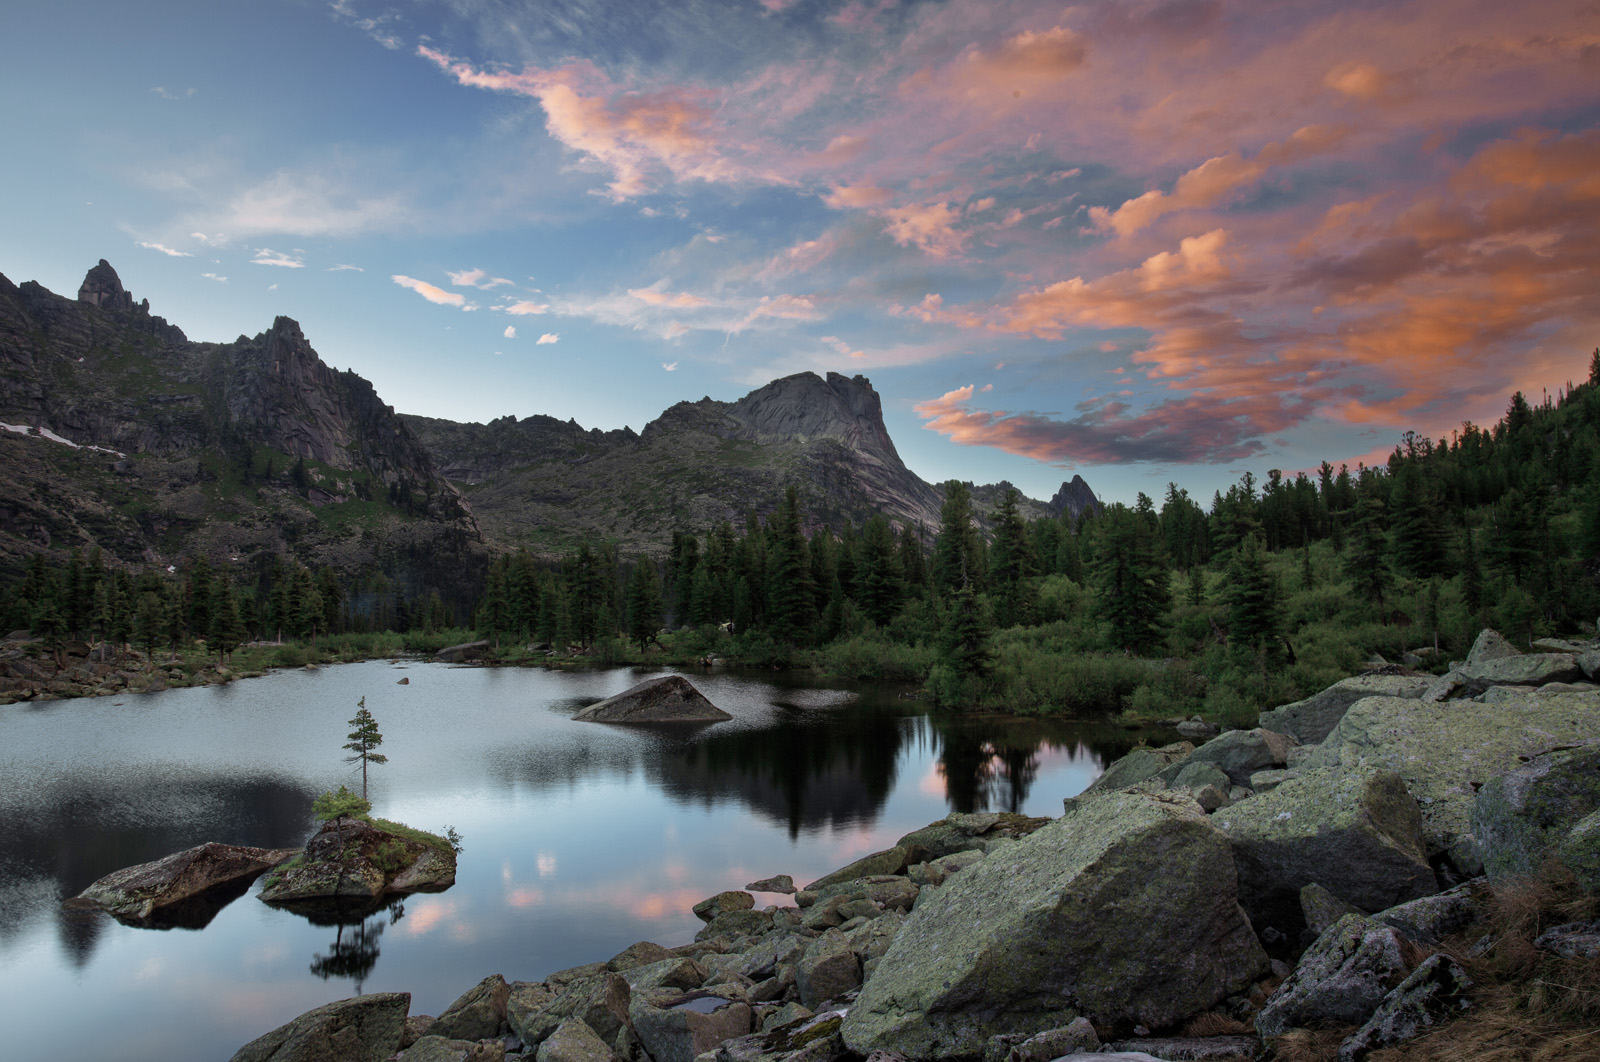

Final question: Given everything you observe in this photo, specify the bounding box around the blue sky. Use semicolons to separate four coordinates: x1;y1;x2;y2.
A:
3;0;1596;505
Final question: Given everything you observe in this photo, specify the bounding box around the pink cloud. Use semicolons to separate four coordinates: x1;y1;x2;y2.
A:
392;274;467;307
822;183;893;209
881;201;966;258
629;287;711;308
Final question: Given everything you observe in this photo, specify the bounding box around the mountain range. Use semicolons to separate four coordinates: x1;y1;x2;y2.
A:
0;261;1099;593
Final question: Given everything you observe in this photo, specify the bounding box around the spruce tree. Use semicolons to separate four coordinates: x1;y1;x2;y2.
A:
856;513;904;627
1223;533;1279;657
343;697;387;801
933;481;983;595
1090;503;1169;653
625;556;664;651
766;486;818;646
209;579;244;665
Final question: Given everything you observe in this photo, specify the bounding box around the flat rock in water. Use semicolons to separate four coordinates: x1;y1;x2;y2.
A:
67;841;298;925
572;676;731;724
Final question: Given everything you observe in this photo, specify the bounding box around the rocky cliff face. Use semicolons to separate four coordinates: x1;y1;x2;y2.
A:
0;261;482;597
403;371;1101;555
1048;475;1102;520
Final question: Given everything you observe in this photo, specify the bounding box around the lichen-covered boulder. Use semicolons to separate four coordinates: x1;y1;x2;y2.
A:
230;992;411;1062
1562;810;1600;893
258;818;456;905
806;847;914;891
1260;674;1432;744
400;1036;504;1062
1185;728;1297;787
1301;883;1364;937
1335;954;1471;1062
1467;629;1519;666
630;995;752;1062
572;676;731;723
536;1016;621;1062
841;792;1267;1060
693;891;756;922
983;1018;1100;1062
1472;741;1600;883
67;841;297;926
1255;915;1409;1039
607;941;676;972
796;929;860;1009
511;973;632;1048
1374;881;1484;944
1214;768;1434;935
1085;742;1194;792
1299;693;1600;854
1461;653;1582;686
427;974;510;1041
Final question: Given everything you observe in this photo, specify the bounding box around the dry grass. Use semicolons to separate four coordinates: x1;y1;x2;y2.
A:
1183;1011;1253;1037
1265;862;1600;1062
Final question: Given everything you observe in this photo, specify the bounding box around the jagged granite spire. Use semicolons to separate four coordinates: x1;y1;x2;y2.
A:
78;260;134;310
1048;474;1102;519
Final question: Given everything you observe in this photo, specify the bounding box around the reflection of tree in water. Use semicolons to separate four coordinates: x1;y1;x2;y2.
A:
930;715;1167;814
309;901;404;994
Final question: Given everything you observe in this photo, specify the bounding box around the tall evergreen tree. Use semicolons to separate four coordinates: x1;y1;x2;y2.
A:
766;485;818;645
343;697;388;800
625;556;664;651
1090;503;1169;653
933;481;984;595
1224;533;1280;657
856;513;904;627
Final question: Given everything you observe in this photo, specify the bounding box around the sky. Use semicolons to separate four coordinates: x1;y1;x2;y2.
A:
2;0;1597;506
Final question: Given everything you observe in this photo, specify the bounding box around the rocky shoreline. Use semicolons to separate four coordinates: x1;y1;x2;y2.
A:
224;627;1600;1062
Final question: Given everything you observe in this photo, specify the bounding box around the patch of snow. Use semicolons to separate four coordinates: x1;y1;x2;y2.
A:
0;422;125;458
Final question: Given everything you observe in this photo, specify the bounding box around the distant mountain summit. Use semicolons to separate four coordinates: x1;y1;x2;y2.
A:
404;371;1100;553
0;261;482;595
0;259;1101;580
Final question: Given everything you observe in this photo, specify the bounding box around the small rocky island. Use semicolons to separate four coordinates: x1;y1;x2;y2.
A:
573;675;733;724
66;842;298;928
258;814;458;910
229;628;1600;1062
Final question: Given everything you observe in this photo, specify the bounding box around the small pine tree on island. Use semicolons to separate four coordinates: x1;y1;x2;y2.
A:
344;697;387;800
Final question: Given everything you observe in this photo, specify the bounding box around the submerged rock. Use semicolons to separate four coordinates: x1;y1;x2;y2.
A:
572;675;732;724
842;792;1267;1060
67;841;297;926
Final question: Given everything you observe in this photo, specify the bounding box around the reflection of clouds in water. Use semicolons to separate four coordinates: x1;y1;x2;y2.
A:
507;888;544;908
401;898;460;936
537;852;557;878
919;763;946;797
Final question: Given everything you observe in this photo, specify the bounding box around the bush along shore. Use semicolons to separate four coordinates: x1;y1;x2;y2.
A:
227;627;1600;1062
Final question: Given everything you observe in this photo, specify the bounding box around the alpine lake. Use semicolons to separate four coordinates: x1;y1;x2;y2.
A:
0;659;1171;1060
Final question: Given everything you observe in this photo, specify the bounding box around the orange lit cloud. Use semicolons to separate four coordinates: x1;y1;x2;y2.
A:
629;287;711;308
881;202;966;258
392;274;468;307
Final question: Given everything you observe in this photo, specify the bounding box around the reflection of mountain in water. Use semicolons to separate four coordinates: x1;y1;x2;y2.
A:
652;701;915;837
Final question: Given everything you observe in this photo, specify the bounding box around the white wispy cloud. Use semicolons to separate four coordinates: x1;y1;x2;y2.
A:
662;361;678;371
503;326;516;338
498;300;549;316
448;267;513;289
201;273;227;283
392;274;468;307
537;333;560;344
251;248;304;268
151;86;196;101
328;263;364;272
139;241;191;257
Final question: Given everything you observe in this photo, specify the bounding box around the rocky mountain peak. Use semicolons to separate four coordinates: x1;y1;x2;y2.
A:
78;259;134;311
728;371;900;461
1048;474;1102;519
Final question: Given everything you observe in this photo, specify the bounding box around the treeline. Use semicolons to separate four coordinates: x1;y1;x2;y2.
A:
2;550;457;665
467;351;1600;720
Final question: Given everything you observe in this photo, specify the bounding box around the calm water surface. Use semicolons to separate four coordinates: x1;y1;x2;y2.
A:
0;661;1161;1060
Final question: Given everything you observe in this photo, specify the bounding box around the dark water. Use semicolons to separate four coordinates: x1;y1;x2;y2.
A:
0;661;1160;1060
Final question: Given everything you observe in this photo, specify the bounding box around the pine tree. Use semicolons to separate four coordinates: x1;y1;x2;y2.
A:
856;513;904;627
625;556;664;651
209;579;244;665
1090;503;1169;653
1224;533;1280;657
136;591;164;663
766;485;818;646
987;487;1036;628
188;556;214;640
933;481;984;595
343;697;388;801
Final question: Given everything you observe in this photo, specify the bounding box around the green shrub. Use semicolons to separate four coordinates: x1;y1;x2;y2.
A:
274;644;307;667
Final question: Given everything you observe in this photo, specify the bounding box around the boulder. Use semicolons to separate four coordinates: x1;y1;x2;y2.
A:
739;936;807;982
258;817;456;905
1260;674;1432;744
1419;670;1467;703
624;957;709;994
745;875;795;894
1579;649;1600;680
805;848;913;891
1562;810;1600;893
696;908;773;942
842;792;1267;1060
694;891;756;922
537;1017;621;1062
1374;882;1484;945
1085;742;1194;792
630;995;752;1062
1335;954;1471;1062
716;1012;847;1062
572;676;731;724
427;974;510;1041
1185;728;1297;787
608;941;677;972
1214;768;1434;934
1299;693;1600;854
1255;915;1409;1039
1103;1037;1261;1060
1533;920;1600;959
67;841;296;925
512;973;632;1048
795;929;860;1008
1466;629;1519;666
983;1019;1100;1062
1471;741;1600;882
894;812;1050;859
507;982;557;1036
1168;760;1232;792
1461;653;1582;686
400;1037;504;1062
1176;719;1219;741
230;992;411;1062
1301;883;1364;937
